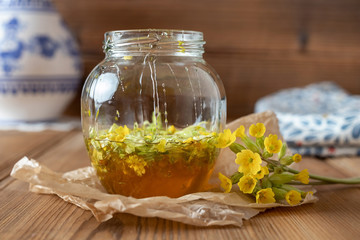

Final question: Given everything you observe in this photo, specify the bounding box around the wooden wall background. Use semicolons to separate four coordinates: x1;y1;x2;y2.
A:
55;0;360;120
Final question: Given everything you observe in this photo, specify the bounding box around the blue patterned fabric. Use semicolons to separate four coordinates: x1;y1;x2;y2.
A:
255;82;360;157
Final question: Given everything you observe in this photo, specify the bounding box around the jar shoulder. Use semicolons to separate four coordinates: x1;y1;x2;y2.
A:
82;56;225;98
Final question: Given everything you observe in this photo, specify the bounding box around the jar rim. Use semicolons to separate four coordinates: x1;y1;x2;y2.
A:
105;29;203;34
104;29;204;41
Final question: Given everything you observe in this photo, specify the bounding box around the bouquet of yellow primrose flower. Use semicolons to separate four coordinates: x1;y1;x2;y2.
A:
216;123;360;205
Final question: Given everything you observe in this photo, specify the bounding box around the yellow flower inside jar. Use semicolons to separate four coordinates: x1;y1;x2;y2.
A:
81;30;226;198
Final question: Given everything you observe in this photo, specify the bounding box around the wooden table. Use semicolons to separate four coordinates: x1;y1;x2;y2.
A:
0;130;359;239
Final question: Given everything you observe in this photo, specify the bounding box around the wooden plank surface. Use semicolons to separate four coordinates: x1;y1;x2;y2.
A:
0;130;359;239
54;0;360;54
0;131;70;181
53;0;360;119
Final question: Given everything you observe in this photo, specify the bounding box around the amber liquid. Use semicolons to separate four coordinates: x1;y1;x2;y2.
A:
87;139;218;198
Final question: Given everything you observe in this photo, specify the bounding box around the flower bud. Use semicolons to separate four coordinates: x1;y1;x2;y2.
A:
262;150;273;159
279;142;287;160
230;171;243;184
229;142;246;153
242;136;260;153
261;177;273;188
272;187;288;200
269;173;294;184
279;156;293;165
256;136;265;151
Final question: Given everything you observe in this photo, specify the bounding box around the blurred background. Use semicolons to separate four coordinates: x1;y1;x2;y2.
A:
55;0;360;121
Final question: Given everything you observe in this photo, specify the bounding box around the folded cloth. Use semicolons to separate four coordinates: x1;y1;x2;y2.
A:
289;146;360;158
255;82;360;157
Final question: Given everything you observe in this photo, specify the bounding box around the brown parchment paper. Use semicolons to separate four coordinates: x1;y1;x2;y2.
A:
10;111;318;227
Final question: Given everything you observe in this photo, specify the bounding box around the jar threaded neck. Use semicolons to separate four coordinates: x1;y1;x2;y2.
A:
103;29;205;57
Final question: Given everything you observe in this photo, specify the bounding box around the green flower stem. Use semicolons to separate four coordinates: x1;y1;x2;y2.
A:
284;167;360;184
280;184;303;193
289;181;338;185
261;158;280;166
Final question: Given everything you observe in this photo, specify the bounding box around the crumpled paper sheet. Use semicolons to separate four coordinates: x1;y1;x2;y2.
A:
10;111;317;227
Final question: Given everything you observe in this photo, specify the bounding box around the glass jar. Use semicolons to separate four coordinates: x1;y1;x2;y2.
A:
81;29;226;198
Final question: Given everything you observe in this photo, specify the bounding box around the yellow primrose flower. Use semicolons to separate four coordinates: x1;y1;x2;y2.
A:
218;172;232;193
157;139;167;152
167;125;176;134
285;190;302;205
295;169;309;184
235;149;262;175
125;155;147;176
92;149;103;161
256;188;276;204
234;125;246;139
238;175;257;194
249;123;266;138
183;137;194;144
254;166;269;180
292;153;302;163
215;129;236;148
123;55;133;60
114;125;130;142
264;134;282;153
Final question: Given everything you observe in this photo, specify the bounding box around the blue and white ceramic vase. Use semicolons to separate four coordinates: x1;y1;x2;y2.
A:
0;0;82;122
